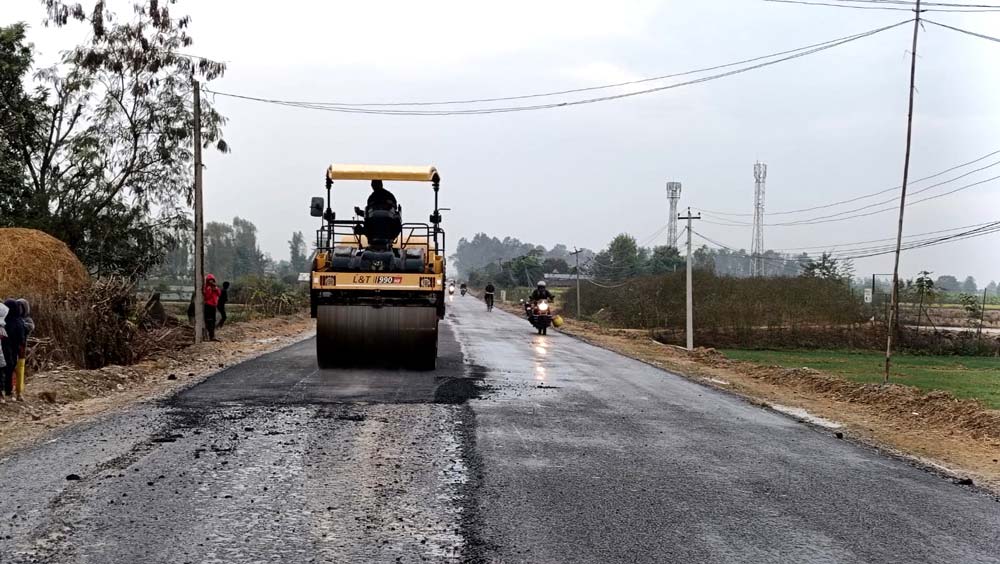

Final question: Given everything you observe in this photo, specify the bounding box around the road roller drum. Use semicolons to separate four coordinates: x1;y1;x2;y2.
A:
316;305;439;370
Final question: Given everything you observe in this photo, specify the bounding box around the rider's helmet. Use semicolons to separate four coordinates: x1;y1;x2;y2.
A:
537;281;547;288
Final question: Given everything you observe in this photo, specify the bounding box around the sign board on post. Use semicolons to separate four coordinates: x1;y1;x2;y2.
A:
864;288;873;304
297;272;310;283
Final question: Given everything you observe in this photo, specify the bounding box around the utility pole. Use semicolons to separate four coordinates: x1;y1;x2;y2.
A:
571;248;583;319
679;207;701;351
885;0;922;384
192;79;205;344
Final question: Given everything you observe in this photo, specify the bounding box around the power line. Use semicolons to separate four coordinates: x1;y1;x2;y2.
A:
699;171;1000;228
768;220;1000;251
833;0;1000;7
764;0;1000;11
694;221;1000;262
205;20;911;116
697;148;1000;217
925;19;1000;43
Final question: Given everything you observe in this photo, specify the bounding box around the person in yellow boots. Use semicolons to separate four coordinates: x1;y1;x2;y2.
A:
0;302;8;404
15;299;34;402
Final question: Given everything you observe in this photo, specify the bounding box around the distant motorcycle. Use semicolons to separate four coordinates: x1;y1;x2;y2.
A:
460;284;468;296
448;283;456;296
524;299;553;335
485;292;495;312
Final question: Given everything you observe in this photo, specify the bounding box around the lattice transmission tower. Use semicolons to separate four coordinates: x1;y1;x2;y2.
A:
666;182;682;248
751;162;767;277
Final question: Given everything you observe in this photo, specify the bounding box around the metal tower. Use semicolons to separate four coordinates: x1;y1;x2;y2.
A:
666;182;682;248
751;162;767;277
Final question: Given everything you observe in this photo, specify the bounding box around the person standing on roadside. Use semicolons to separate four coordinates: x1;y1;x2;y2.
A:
203;274;222;342
1;299;24;403
0;302;8;403
217;281;230;329
14;299;33;401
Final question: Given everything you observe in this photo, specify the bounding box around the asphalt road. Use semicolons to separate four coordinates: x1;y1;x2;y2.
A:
0;296;997;563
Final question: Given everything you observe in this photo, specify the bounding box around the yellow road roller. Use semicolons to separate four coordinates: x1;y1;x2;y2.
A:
309;164;446;369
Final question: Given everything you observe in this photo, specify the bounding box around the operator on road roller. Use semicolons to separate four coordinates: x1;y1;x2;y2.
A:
309;164;447;370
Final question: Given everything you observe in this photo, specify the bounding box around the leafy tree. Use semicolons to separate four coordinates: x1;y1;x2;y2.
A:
644;245;684;275
205;221;235;278
800;252;848;281
915;271;935;302
962;276;977;293
692;245;716;272
591;233;644;281
231;217;265;278
986;280;998;297
935;275;960;292
0;24;39;220
960;293;982;327
541;257;569;274
0;1;228;277
289;231;309;273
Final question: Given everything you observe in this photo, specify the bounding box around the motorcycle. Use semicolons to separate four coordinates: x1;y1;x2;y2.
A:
460;285;468;296
524;299;553;335
448;284;456;296
484;292;495;312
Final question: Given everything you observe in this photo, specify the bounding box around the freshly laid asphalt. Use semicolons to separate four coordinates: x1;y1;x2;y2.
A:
0;296;997;563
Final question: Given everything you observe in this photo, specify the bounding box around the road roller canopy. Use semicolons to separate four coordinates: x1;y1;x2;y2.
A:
326;164;439;183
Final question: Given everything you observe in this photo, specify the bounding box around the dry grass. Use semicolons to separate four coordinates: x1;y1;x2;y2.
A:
0;228;89;296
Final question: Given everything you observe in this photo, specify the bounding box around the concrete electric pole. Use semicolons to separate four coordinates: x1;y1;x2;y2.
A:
885;0;923;384
571;248;583;319
192;79;205;344
679;207;701;351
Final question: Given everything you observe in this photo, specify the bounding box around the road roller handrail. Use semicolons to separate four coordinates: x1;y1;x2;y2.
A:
326;164;439;183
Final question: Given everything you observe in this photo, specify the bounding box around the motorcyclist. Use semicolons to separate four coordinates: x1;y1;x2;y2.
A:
530;280;554;303
460;282;468;296
484;282;496;311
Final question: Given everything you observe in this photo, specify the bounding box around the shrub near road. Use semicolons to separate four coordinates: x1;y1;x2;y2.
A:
564;271;863;331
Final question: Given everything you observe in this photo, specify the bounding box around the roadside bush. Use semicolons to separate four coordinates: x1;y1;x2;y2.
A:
563;272;864;331
25;277;139;370
228;275;308;320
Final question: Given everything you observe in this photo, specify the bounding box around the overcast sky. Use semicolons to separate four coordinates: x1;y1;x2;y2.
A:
6;0;1000;283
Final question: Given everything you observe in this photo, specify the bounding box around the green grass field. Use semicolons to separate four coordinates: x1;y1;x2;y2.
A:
721;349;1000;409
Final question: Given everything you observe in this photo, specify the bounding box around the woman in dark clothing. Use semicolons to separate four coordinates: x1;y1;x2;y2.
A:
1;299;24;401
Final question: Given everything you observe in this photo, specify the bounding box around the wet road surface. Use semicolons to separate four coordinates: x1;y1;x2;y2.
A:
0;297;998;563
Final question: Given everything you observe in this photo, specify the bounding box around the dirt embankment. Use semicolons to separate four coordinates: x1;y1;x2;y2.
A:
554;318;1000;493
0;314;315;456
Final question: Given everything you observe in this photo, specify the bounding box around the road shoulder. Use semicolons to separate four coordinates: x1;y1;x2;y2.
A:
552;318;1000;494
0;314;315;457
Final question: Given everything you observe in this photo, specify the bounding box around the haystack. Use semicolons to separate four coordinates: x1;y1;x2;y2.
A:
0;228;90;297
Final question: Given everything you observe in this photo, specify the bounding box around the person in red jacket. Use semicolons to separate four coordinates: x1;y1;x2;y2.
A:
203;274;222;341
